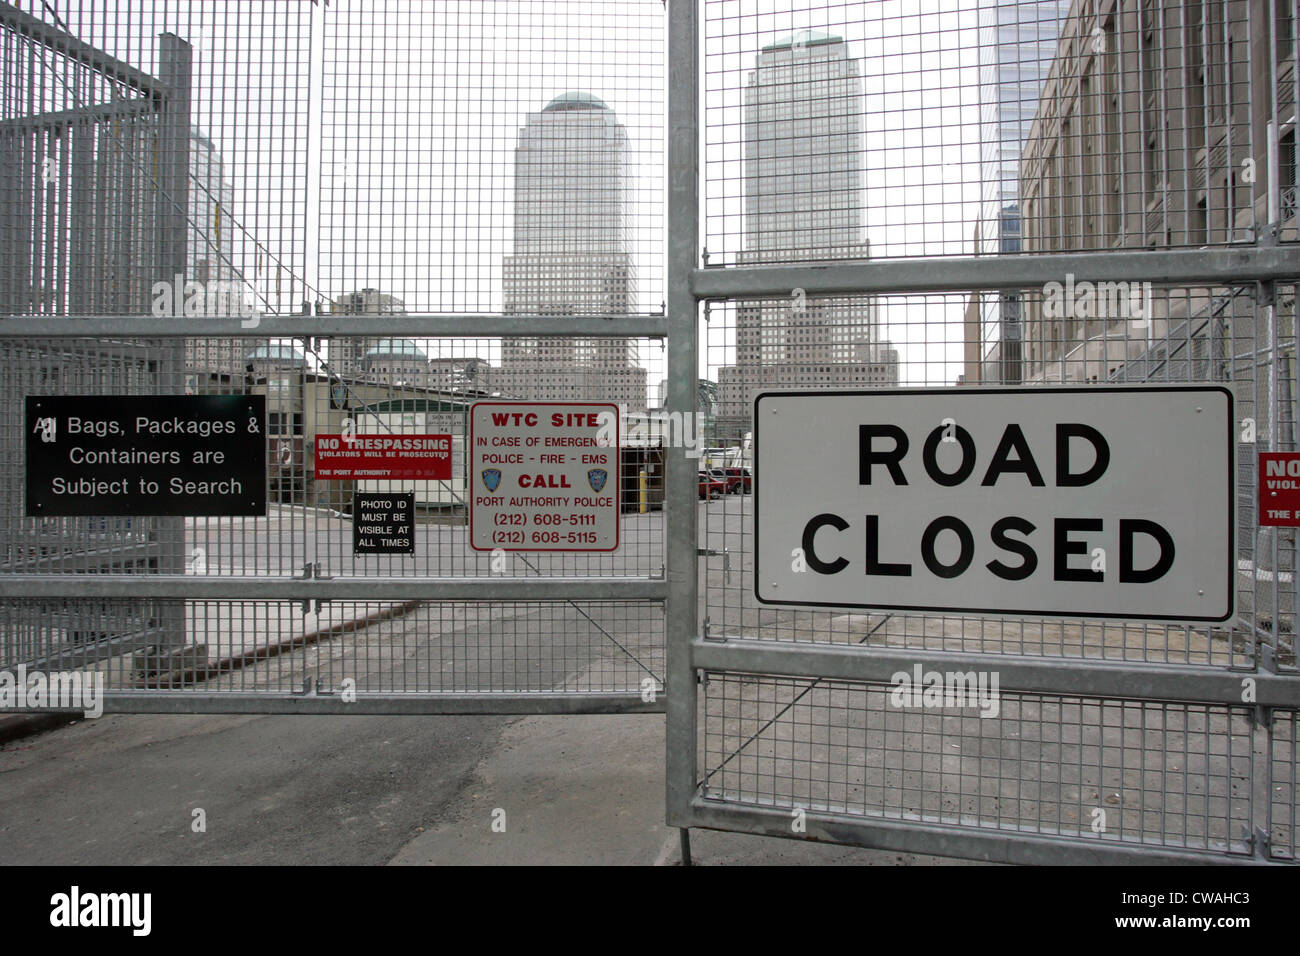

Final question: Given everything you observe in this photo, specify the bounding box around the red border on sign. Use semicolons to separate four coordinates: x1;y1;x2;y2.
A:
1259;452;1300;527
468;402;620;553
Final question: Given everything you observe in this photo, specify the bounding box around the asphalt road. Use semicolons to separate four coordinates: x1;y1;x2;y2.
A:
0;712;510;865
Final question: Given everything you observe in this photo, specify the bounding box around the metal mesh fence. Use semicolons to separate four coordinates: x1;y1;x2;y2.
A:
702;0;1291;265
680;0;1300;863
1273;708;1297;859
701;673;1255;855
0;329;668;702
320;0;665;316
0;0;668;710
0;597;663;699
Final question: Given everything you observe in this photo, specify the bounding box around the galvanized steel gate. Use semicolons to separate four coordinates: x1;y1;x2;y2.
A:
0;0;668;715
2;0;1300;865
665;0;1300;865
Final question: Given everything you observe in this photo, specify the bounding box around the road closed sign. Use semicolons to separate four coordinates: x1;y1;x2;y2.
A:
469;402;619;552
755;386;1234;622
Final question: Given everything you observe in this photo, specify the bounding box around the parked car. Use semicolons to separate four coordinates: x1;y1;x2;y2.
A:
698;471;727;499
708;469;740;494
722;467;752;494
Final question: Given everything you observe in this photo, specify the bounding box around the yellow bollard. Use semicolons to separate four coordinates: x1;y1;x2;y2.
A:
639;469;647;514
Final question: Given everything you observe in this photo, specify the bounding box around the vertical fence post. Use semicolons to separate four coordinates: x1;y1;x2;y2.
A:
151;33;192;662
665;0;699;835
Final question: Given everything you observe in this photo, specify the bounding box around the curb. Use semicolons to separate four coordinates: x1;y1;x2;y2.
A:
0;713;80;747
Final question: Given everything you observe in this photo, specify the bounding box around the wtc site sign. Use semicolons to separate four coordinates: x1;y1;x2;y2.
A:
25;395;266;516
469;402;619;552
755;387;1234;622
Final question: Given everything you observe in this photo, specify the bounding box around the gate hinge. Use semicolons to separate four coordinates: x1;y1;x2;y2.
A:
698;547;732;585
300;564;327;615
701;616;727;642
300;562;330;581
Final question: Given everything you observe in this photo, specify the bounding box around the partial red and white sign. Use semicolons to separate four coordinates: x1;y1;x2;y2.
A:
1259;452;1300;526
469;402;619;552
314;434;452;480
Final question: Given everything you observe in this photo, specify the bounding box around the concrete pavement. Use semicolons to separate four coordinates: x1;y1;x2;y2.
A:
388;712;973;865
0;708;965;866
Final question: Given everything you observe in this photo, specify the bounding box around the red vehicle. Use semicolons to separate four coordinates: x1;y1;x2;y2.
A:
721;467;752;494
698;471;727;499
707;469;738;493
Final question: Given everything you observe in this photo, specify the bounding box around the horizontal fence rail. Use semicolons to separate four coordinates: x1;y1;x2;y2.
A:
0;576;668;601
693;248;1300;298
692;639;1300;709
0;314;670;339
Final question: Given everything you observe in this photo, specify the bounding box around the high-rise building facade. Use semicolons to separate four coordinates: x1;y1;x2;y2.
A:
185;130;241;380
329;287;407;380
73;123;242;381
1017;0;1289;385
967;0;1071;385
495;92;648;410
715;31;895;439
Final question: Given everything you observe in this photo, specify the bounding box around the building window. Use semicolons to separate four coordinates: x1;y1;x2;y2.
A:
1281;128;1297;221
267;412;303;435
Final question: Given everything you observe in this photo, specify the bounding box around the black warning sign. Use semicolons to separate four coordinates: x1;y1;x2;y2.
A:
25;395;266;516
353;492;414;555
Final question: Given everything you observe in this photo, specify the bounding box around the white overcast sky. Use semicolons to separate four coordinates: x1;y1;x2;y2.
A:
41;0;1001;389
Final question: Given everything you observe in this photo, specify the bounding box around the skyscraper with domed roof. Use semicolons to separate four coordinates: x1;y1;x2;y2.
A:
329;287;407;380
496;92;648;410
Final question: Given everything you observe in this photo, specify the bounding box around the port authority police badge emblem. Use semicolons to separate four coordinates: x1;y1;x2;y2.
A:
481;469;502;492
587;468;608;493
